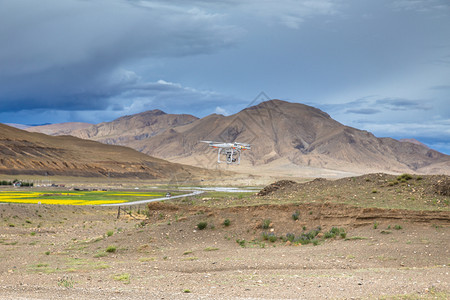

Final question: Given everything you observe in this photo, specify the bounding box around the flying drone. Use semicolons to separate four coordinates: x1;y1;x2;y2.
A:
200;141;251;165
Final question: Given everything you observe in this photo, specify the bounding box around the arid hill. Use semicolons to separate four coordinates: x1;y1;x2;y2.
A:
26;122;92;136
0;123;213;180
26;100;450;176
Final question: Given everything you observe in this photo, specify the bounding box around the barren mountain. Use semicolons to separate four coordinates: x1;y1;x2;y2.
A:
67;110;198;146
26;122;92;136
0;123;212;180
129;100;449;175
27;100;449;176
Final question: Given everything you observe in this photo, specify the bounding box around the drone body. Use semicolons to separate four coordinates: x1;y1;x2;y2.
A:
200;141;251;164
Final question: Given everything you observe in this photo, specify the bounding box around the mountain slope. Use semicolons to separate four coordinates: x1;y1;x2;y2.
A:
68;110;198;146
0;123;212;180
26;122;92;136
128;100;448;175
24;100;449;176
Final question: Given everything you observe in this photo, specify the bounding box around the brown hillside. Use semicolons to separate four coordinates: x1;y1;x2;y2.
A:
26;122;92;136
0;123;212;180
70;109;198;146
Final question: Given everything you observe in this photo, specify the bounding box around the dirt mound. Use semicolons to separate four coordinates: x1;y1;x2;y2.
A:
257;173;450;211
433;177;450;196
257;180;296;196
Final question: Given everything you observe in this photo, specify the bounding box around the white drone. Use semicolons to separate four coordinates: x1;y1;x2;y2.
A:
200;141;251;165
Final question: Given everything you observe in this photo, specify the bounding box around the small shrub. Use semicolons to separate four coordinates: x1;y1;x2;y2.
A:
340;232;347;239
262;219;271;229
223;219;231;227
373;222;378;229
106;245;117;253
324;231;335;239
292;210;300;221
397;173;412;181
183;289;191;293
236;239;246;247
45;251;50;255
197;222;207;230
312;239;319;246
261;232;269;240
394;225;402;230
268;234;277;243
106;231;114;237
30;232;36;236
285;233;295;242
57;275;74;288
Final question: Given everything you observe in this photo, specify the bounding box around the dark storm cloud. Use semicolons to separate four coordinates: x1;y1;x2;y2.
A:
346;108;381;115
375;98;431;111
0;0;240;112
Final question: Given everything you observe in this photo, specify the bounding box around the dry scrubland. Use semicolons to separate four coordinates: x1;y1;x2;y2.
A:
0;173;449;299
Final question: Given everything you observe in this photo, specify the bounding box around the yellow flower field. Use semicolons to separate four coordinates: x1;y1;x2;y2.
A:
0;190;164;205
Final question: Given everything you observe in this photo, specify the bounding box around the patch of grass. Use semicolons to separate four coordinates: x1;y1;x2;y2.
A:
113;273;130;284
204;247;219;251
344;236;367;241
105;245;117;253
380;230;392;235
182;257;198;261
223;219;231;227
139;257;157;262
292;210;300;221
106;231;114;237
394;225;403;230
45;251;50;255
397;173;413;181
373;222;378;229
262;219;271;229
183;289;191;293
183;250;193;255
93;251;108;258
197;222;207;230
57;275;74;288
30;231;36;236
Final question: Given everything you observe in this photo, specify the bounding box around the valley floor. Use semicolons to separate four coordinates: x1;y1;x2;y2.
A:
0;201;449;299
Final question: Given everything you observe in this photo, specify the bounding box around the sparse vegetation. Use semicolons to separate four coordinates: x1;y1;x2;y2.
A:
105;245;117;253
57;275;74;288
292;210;300;220
223;219;231;227
197;221;207;230
106;230;114;237
113;273;130;284
394;225;403;230
262;219;271;229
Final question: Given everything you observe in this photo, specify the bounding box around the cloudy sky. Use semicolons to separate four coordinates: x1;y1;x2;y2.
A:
1;0;449;154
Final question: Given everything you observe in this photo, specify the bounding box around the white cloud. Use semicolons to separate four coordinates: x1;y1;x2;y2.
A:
214;106;230;115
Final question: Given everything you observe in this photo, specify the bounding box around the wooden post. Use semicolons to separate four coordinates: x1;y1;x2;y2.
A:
117;206;120;219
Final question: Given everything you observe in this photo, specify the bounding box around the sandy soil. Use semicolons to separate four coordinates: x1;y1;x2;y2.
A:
0;199;448;300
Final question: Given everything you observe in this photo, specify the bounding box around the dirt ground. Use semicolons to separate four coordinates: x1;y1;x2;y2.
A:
0;197;449;300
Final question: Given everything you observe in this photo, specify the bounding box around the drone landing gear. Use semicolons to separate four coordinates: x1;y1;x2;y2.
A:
217;148;241;164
